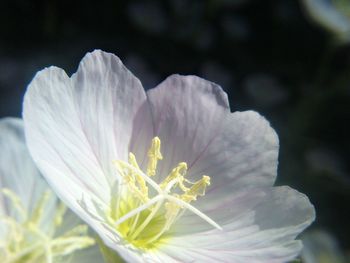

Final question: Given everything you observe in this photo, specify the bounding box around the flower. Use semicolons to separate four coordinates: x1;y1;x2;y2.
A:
301;0;350;44
0;118;101;262
23;50;315;262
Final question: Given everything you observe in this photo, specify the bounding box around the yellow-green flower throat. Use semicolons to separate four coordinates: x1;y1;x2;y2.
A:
108;137;221;250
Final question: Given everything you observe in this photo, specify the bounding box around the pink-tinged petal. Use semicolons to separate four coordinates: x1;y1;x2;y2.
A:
144;75;277;192
0;118;47;216
162;239;302;263
249;186;315;231
161;186;315;263
143;74;230;182
159;110;278;232
71;50;147;174
128;100;154;169
172;188;266;235
191;110;279;197
23;50;146;208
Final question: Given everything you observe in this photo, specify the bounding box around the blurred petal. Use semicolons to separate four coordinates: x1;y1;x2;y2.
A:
0;117;98;261
70;245;104;263
302;0;350;42
302;230;346;263
0;118;47;216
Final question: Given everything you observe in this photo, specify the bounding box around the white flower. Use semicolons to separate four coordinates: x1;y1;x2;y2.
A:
23;50;315;263
302;0;350;44
0;118;101;263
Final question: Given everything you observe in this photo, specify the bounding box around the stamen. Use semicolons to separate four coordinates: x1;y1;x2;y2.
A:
181;175;211;202
165;195;222;230
114;160;148;203
114;195;164;226
128;210;140;235
147;137;163;176
0;190;94;262
160;162;189;192
29;190;50;226
130;197;164;240
54;203;67;227
114;161;162;194
129;153;148;196
2;188;26;220
108;137;221;250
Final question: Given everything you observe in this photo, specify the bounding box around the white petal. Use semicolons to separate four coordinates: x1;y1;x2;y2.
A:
160;111;278;232
23;50;147;234
128;99;154;171
191;111;279;209
71;50;147;174
143;74;230;182
144;76;277;192
161;186;315;263
99;231;144;263
162;239;302;263
172;187;266;235
138;76;280;233
0;118;47;215
23;51;149;260
143;250;182;263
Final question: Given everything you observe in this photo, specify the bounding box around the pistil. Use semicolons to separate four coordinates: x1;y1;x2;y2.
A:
110;137;221;250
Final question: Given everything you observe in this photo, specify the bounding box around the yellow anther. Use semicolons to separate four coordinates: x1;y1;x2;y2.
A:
129;152;140;170
110;137;216;250
129;153;148;196
54;202;67;227
181;175;211;203
114;160;134;185
113;159;149;203
147;137;163;176
160;162;189;192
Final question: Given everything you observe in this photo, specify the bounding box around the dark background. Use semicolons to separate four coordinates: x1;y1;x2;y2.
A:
1;0;349;260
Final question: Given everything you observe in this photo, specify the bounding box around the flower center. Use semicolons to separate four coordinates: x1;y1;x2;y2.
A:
108;137;221;250
0;188;95;263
